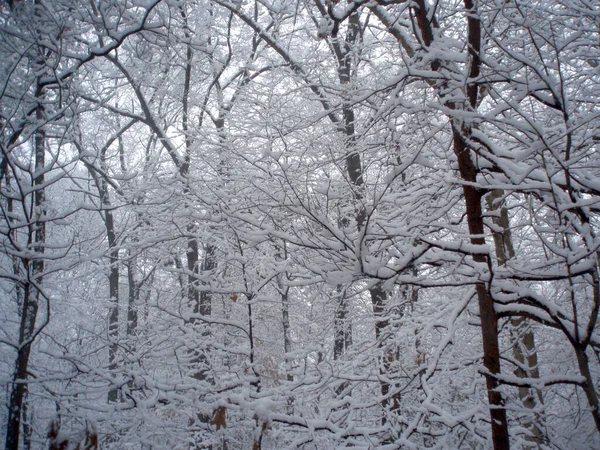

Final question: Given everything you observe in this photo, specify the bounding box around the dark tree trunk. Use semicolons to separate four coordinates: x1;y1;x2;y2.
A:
409;0;511;445
574;344;600;432
22;385;32;450
5;85;45;450
330;9;364;363
126;256;139;337
331;10;400;423
100;142;120;404
452;127;510;450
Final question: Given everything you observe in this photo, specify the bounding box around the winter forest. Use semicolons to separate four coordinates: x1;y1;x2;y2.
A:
2;0;600;449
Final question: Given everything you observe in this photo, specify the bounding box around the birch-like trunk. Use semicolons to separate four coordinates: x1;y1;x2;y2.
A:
487;190;544;447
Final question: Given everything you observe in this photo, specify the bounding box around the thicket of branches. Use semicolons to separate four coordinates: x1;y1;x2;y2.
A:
1;0;600;449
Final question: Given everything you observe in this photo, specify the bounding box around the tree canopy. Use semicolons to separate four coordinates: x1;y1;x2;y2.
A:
1;0;600;449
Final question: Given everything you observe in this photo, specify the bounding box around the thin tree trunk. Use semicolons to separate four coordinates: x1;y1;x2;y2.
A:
182;9;214;324
179;11;214;449
126;256;139;337
179;7;212;387
5;83;45;450
280;277;294;412
98;143;120;404
122;143;139;341
331;8;398;420
487;189;544;446
274;239;295;412
106;223;119;404
199;243;215;318
328;7;360;363
80;124;134;405
371;284;401;422
334;287;352;360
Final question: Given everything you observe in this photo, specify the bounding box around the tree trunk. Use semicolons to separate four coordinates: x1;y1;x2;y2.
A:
281;277;294;412
5;84;45;450
574;344;600;432
334;287;352;360
371;283;401;424
180;9;212;387
452;127;510;450
99;143;120;404
126;256;139;337
331;9;399;421
106;226;119;404
409;0;511;445
22;385;32;450
487;190;544;446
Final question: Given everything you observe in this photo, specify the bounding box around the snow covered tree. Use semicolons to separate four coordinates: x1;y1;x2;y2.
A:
2;0;600;448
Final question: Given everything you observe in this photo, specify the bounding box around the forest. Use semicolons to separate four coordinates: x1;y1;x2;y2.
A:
1;0;600;449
